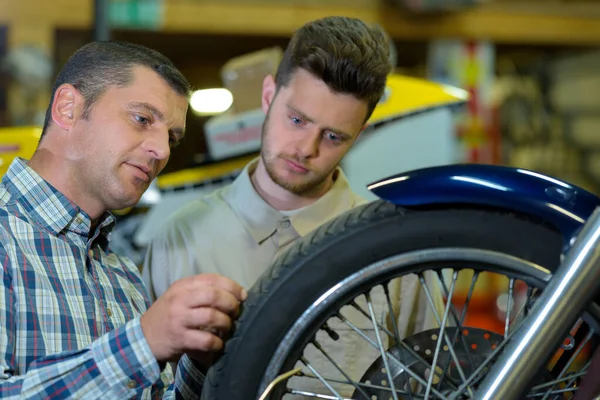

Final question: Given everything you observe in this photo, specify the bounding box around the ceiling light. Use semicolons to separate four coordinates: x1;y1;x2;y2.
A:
190;88;233;115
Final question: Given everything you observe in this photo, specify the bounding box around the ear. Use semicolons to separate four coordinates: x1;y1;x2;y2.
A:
261;75;276;114
50;84;84;131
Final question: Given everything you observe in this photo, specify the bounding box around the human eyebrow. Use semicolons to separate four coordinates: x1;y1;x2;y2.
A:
287;104;314;124
287;104;353;140
127;101;185;138
127;101;165;121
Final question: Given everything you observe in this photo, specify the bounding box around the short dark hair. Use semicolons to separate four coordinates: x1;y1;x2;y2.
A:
41;40;191;136
275;16;392;122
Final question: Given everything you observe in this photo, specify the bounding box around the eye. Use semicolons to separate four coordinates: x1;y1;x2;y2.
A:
134;114;151;125
169;135;181;148
325;132;342;142
290;116;304;125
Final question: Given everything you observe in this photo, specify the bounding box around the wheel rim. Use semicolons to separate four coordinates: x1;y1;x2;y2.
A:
258;248;597;399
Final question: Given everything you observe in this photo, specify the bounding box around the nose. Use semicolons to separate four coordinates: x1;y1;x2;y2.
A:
295;129;320;159
144;130;171;161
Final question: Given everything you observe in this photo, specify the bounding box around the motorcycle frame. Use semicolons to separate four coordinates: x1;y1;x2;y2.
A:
369;163;600;398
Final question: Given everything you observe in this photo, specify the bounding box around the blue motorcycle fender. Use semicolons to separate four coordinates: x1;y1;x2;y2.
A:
367;164;600;243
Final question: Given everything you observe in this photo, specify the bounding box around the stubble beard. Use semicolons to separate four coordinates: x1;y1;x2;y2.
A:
260;109;334;196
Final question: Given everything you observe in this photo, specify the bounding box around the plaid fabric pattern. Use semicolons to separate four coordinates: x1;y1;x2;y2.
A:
0;158;204;399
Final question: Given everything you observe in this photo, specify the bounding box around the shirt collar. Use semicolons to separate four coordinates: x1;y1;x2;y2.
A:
225;157;360;243
225;159;283;244
282;167;357;237
2;158;116;241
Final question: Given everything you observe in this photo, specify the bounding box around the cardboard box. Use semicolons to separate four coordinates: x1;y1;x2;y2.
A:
220;47;283;113
204;108;265;161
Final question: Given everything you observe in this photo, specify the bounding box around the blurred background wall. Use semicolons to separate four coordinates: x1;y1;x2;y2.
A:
3;0;600;338
2;0;600;187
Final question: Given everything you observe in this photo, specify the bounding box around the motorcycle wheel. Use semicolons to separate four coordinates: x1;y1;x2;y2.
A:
201;200;593;399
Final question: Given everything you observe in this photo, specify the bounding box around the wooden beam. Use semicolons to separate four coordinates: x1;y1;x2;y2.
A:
163;2;600;45
162;2;370;36
1;0;600;46
379;7;600;45
0;0;91;28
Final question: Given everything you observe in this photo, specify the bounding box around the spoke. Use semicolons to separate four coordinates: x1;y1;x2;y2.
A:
525;286;534;317
530;370;587;392
524;287;540;318
504;279;515;339
365;292;400;400
507;284;544;337
438;270;479;392
348;300;456;390
559;359;592;391
435;271;459;326
447;314;531;400
384;282;415;400
435;270;476;374
275;257;596;400
425;270;461;399
452;315;588;400
301;356;344;399
508;296;533;334
336;313;449;400
311;340;371;399
449;307;586;400
540;330;593;400
288;389;352;399
419;273;472;395
526;386;579;398
299;371;427;398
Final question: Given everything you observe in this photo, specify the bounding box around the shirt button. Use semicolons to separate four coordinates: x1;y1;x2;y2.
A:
127;380;137;389
106;308;113;317
280;219;291;229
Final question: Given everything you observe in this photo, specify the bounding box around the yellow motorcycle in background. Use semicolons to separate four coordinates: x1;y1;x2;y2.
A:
0;73;466;186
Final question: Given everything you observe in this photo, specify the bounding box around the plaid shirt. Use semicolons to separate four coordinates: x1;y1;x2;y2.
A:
0;158;204;399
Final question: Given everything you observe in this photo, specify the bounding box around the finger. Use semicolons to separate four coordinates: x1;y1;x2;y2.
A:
184;285;241;317
192;273;248;302
185;307;233;332
181;328;224;353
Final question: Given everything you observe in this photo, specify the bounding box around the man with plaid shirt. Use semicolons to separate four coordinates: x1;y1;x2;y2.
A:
0;41;246;399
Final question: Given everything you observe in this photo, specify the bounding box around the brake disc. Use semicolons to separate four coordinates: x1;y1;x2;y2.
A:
353;327;504;399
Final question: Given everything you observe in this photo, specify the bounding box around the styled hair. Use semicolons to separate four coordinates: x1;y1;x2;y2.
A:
275;16;392;122
41;40;191;136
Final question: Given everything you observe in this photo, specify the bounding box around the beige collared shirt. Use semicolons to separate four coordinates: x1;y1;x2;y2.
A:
142;159;366;299
141;159;442;398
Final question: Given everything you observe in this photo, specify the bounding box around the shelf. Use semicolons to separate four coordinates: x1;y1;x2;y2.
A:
2;0;600;46
163;1;600;45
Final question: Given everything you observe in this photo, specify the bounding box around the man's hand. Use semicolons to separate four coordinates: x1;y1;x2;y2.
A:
140;273;247;362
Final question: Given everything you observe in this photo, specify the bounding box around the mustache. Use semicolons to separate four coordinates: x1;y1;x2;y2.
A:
279;155;310;169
